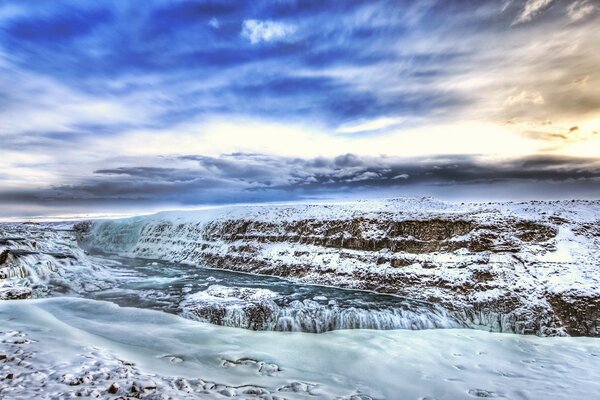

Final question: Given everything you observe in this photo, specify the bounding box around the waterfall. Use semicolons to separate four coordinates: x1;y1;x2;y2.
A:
180;286;461;333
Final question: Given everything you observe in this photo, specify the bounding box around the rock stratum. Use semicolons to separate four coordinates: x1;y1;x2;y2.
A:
80;198;600;337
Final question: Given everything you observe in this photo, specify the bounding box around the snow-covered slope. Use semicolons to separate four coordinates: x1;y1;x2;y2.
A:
2;297;600;400
83;198;600;336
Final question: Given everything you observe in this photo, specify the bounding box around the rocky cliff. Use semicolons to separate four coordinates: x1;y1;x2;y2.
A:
83;198;600;336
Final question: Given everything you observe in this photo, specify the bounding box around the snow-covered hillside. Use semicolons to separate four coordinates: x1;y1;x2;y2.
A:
81;198;600;336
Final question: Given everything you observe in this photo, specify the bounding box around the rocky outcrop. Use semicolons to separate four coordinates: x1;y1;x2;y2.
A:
200;218;480;253
0;287;32;300
548;294;600;336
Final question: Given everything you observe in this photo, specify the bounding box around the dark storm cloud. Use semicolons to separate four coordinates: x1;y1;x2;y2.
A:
1;154;599;211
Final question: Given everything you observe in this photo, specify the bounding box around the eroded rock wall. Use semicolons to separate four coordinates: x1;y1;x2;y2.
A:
84;199;600;336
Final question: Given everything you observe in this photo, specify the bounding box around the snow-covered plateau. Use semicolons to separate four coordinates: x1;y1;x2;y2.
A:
1;197;600;399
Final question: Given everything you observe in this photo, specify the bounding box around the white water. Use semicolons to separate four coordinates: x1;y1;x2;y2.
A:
1;297;599;399
181;293;460;332
178;282;460;332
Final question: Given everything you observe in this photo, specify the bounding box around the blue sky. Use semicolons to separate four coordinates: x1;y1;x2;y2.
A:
0;0;599;217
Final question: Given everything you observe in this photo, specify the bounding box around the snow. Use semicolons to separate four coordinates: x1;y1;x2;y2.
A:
187;284;280;303
81;198;600;335
1;297;599;399
1;199;599;398
0;223;119;298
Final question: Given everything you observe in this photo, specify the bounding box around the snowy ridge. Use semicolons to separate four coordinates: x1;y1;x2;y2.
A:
84;198;600;336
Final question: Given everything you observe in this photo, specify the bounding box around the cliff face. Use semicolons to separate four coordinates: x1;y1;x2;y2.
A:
83;198;600;336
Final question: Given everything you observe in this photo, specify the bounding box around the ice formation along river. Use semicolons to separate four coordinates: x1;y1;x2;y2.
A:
1;198;600;399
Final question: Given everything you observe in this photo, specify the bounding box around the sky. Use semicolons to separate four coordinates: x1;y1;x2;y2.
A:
0;0;599;218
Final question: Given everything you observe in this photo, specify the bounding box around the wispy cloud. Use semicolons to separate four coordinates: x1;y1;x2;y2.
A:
514;0;554;24
241;19;296;44
336;117;405;134
567;0;595;21
504;90;545;106
0;0;598;216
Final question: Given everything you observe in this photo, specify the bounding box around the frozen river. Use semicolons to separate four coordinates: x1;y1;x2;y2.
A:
1;296;600;399
85;253;461;332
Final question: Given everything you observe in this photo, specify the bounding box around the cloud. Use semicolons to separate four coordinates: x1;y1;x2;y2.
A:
567;0;595;21
514;0;553;24
504;90;545;106
1;153;600;217
0;0;598;217
0;0;597;137
241;19;296;44
336;117;405;134
209;17;220;29
393;174;410;180
90;153;600;190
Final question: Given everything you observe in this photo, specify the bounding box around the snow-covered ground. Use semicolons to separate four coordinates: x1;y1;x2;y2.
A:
1;297;600;400
1;198;600;399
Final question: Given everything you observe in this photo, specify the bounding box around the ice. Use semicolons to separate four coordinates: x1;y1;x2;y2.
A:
187;284;279;302
1;297;599;399
180;285;460;332
0;223;118;299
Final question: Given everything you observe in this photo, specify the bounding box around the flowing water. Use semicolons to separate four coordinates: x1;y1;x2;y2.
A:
85;252;460;332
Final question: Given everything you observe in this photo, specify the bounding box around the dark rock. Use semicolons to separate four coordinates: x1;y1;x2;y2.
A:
0;249;9;265
73;221;92;235
108;382;120;394
548;295;600;336
133;380;156;393
0;287;33;300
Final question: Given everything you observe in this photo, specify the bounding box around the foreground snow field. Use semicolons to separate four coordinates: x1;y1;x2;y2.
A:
1;297;600;400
